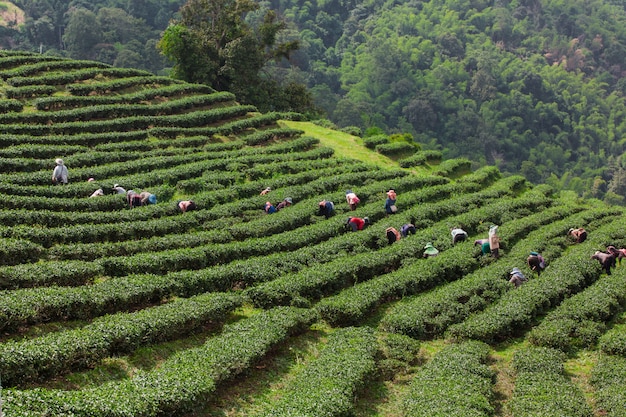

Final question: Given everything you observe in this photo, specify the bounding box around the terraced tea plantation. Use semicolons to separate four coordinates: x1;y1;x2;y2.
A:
1;50;625;416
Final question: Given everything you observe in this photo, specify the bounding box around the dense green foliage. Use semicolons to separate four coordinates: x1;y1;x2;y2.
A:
267;0;626;199
3;0;626;197
2;51;626;416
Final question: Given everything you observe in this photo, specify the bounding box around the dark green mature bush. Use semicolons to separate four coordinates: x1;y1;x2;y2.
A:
375;141;417;156
363;134;388;149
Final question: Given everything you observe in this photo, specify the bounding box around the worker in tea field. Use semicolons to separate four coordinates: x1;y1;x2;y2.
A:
386;227;401;244
488;224;500;258
139;191;157;205
423;243;439;258
509;267;527;287
400;223;416;237
112;184;126;194
345;216;370;232
51;158;69;185
126;190;143;208
385;189;397;214
89;188;104;198
275;197;293;211
264;201;276;214
606;246;626;266
318;200;335;218
346;190;360;211
527;251;545;276
260;186;271;195
451;227;468;244
474;239;490;255
592;250;616;275
178;200;197;213
568;227;587;243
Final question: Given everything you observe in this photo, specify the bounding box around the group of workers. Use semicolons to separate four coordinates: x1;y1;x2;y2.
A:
264;197;293;214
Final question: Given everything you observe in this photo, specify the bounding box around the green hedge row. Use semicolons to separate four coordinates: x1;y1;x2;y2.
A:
507;347;592;416
402;341;495;417
0;143;87;159
0;131;148;147
240;127;304;145
0;53;63;70
0;260;104;289
147;111;285;138
598;321;626;356
362;134;388;149
398;150;443;167
590;354;626;416
0;238;43;266
432;157;473;177
447;217;626;343
0;94;236;124
375;141;417;156
0;98;23;113
65;75;181;96
0;59;110;79
0;292;242;386
255;327;377;417
0;105;256;136
34;83;216;110
4;84;58;99
4;307;316;416
6;66;152;86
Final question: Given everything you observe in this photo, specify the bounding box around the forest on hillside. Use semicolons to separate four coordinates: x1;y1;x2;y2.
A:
2;0;626;201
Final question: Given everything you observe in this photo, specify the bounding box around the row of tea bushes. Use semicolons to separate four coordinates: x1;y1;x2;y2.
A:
66;75;182;96
598;321;626;356
254;327;378;417
6;66;152;87
0;259;104;289
590;354;626;416
0;292;242;386
0;94;237;124
0;130;148;147
402;341;495;416
34;83;217;110
507;347;592;416
0;59;110;79
4;307;317;417
0;105;256;136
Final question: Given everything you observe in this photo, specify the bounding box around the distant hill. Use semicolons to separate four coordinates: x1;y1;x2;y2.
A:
0;1;24;27
1;51;626;417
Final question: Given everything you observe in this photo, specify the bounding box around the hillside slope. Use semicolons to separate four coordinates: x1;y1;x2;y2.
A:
1;51;626;416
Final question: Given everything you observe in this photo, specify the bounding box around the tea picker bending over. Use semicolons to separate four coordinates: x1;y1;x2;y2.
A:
51;158;68;185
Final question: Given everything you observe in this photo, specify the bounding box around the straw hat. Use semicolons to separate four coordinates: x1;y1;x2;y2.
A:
55;158;63;165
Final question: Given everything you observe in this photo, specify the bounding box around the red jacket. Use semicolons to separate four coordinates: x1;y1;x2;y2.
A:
349;217;366;230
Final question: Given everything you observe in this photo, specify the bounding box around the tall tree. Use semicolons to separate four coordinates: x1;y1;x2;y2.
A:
63;8;102;59
158;0;308;112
